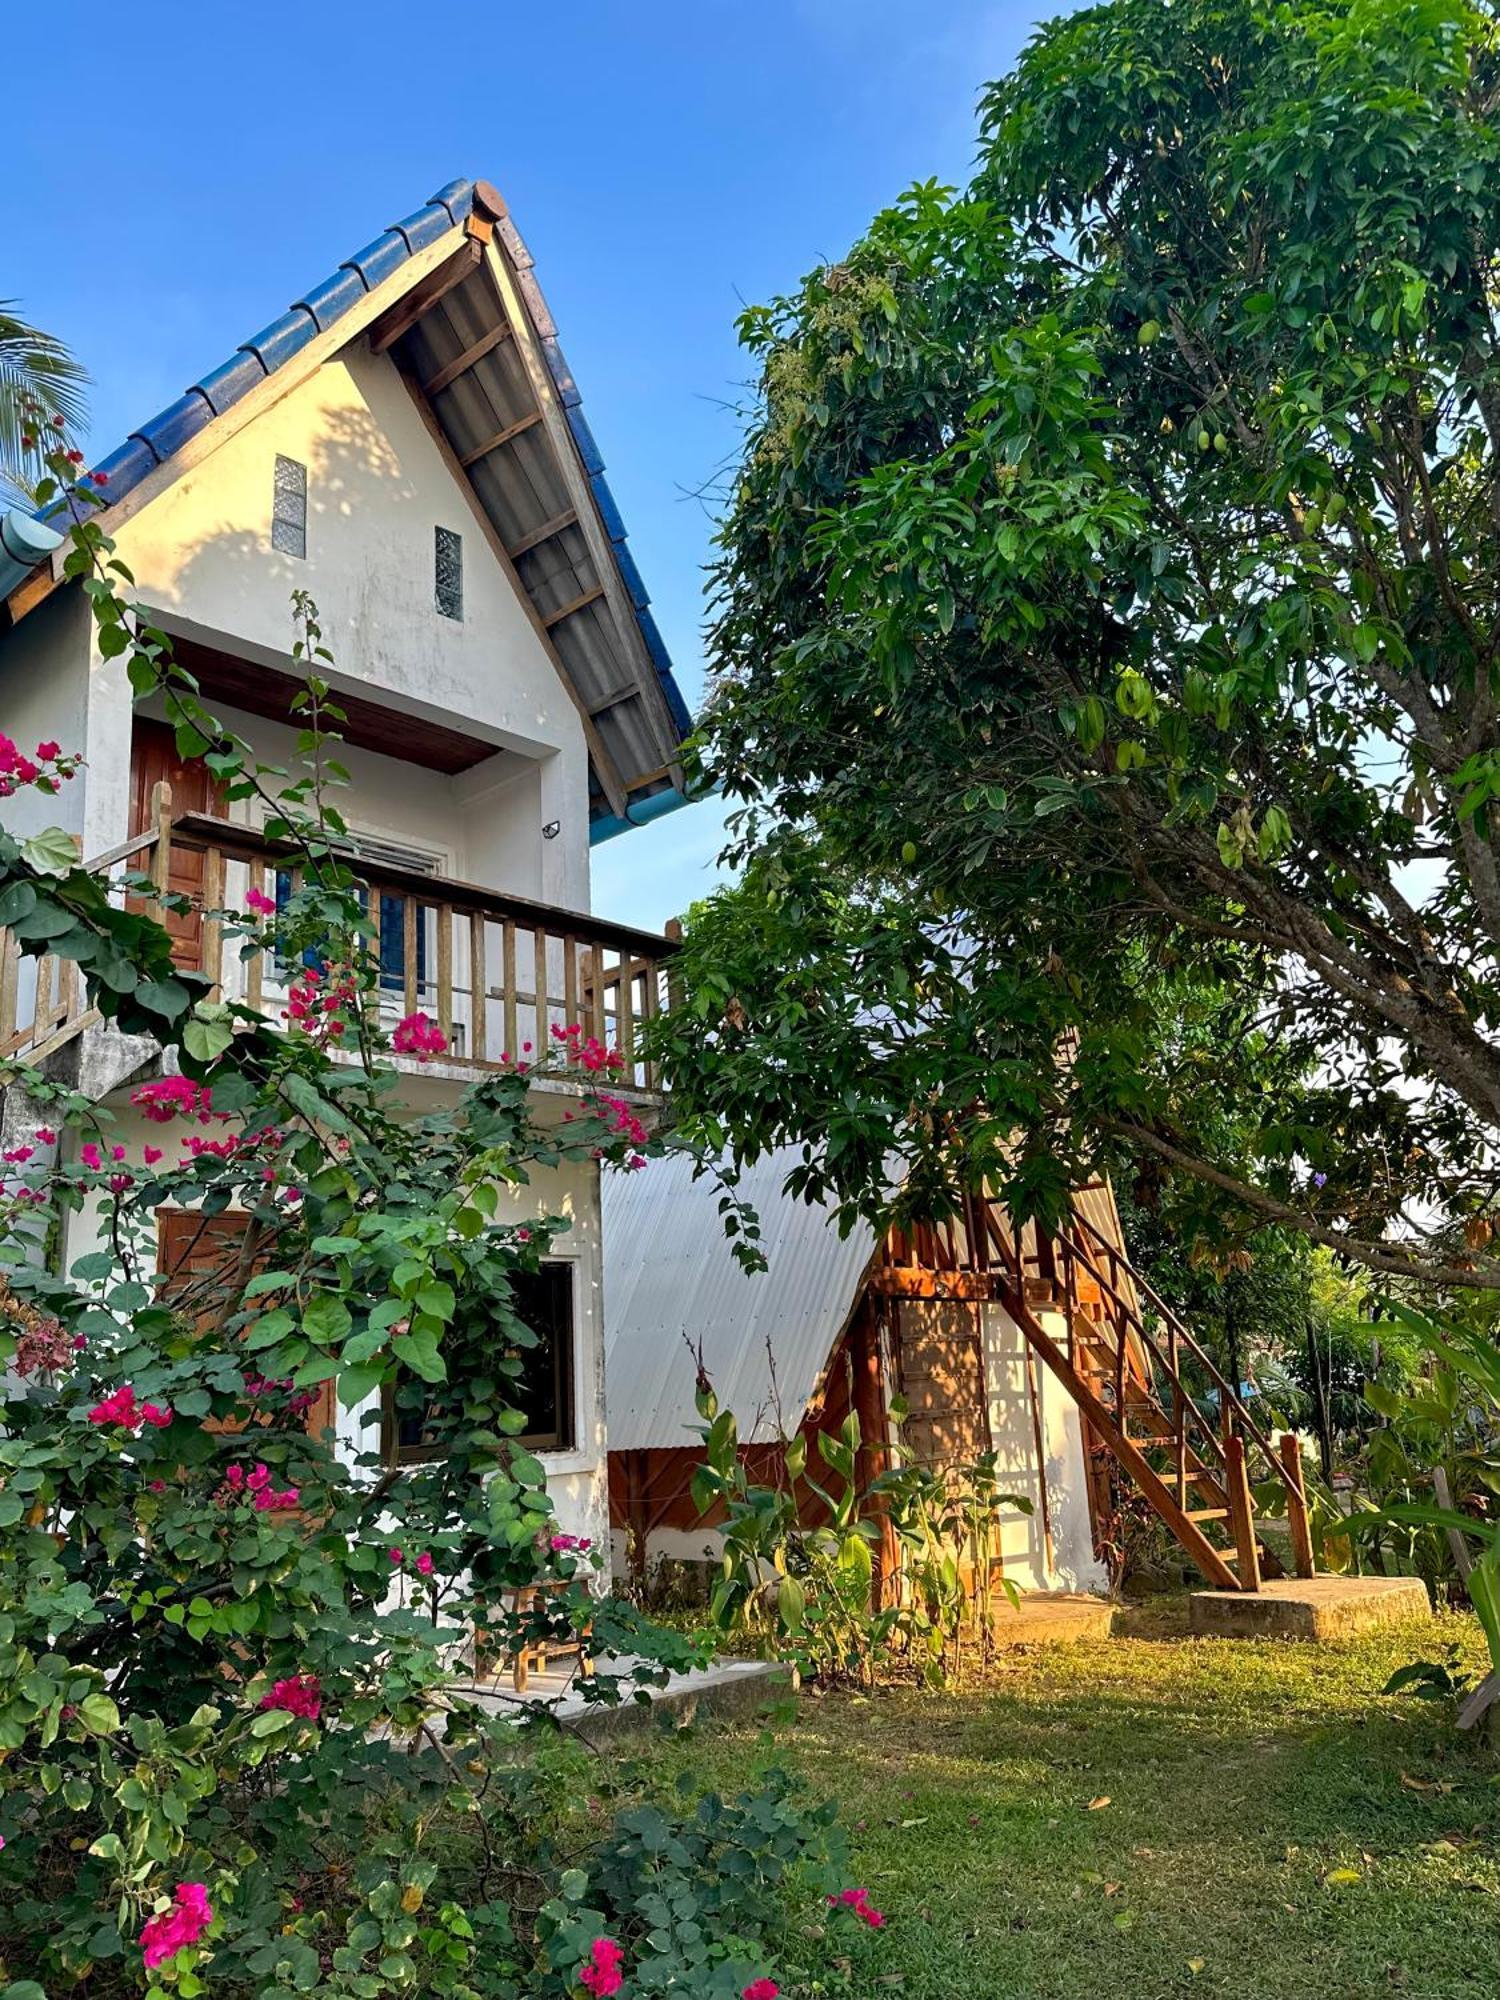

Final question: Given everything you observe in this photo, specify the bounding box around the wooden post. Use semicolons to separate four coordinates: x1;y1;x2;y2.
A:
533;926;548;1054
403;898;419;1017
1225;1434;1261;1591
501;919;518;1059
201;845;225;998
852;1302;899;1610
663;916;684;1012
435;905;454;1044
1279;1433;1316;1579
148;780;173;914
469;911;487;1062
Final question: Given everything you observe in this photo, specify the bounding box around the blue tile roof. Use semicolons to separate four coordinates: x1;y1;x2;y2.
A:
17;177;691;762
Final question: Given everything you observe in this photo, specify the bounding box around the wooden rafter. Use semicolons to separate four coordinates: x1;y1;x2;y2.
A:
542;585;606;629
480;234;686;789
507;507;578;558
422;323;513;398
368;239;484;354
459;409;541;467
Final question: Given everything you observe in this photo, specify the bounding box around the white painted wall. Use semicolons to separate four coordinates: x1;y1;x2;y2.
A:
0;586;91;845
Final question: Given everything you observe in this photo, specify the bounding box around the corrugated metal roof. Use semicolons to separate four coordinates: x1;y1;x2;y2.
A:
602;1148;879;1451
2;178;690;829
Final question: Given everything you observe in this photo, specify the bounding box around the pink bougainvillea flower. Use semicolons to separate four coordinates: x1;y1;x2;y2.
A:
258;1673;321;1721
388;1547;404;1566
88;1385;149;1432
139;1882;213;1970
579;1937;625;1997
36;739;60;760
79;1142;102;1171
143;1145;163;1166
392;1010;448;1061
2;1145;33;1164
35;1127;56;1145
744;1981;780;2000
131;1076;217;1124
550;1533;592;1555
415;1551;434;1576
244;886;277;916
828;1886;885;1928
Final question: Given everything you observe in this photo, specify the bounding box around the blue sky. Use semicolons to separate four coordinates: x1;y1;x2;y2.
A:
10;0;1064;929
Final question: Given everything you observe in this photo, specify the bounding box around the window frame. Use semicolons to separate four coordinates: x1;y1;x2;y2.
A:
434;524;463;621
271;454;307;559
380;1256;577;1466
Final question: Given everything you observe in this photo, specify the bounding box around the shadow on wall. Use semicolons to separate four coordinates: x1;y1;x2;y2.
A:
141;401;410;652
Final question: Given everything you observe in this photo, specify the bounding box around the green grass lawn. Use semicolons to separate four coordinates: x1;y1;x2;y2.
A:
634;1600;1500;2000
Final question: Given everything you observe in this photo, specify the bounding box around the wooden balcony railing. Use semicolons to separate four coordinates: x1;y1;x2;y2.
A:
0;789;678;1093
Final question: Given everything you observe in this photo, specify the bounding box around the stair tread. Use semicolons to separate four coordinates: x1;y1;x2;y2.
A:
1187;1507;1231;1521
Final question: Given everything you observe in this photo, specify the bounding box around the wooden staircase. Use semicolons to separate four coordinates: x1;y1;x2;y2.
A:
974;1194;1315;1593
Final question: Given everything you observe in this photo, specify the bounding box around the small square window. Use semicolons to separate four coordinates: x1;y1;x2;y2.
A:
272;455;306;559
435;526;463;620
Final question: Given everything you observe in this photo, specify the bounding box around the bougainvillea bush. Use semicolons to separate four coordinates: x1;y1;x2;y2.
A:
0;437;863;1999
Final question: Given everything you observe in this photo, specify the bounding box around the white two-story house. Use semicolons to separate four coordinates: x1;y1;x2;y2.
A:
0;176;691;1551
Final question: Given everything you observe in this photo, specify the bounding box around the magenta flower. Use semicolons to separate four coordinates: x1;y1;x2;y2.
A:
388;1547;404;1566
258;1673;321;1721
140;1882;213;1969
415;1551;434;1576
579;1937;625;1997
829;1886;885;1928
744;1981;780;2000
88;1385;172;1433
392;1011;448;1061
245;886;277;916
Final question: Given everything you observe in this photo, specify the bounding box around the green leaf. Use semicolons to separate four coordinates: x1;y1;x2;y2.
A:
20;826;81;877
77;1692;120;1736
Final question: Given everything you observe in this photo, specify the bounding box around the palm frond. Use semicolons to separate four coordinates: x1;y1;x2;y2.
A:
0;302;90;506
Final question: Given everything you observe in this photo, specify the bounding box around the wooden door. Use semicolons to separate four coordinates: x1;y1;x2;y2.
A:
157;1208;336;1442
129;718;225;971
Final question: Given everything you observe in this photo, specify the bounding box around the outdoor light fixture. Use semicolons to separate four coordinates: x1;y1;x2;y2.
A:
541;819;561;840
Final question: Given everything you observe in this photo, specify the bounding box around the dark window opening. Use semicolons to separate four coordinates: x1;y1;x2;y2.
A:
435;526;463;620
272;455;307;559
382;1261;575;1463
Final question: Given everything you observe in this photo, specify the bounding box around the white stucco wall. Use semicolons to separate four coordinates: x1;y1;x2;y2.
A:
72;338;592;911
0;585;91;845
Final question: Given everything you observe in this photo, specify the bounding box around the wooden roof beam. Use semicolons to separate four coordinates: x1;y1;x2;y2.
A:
506;506;577;558
459;409;541;467
542;584;606;629
422;322;513;397
367;238;483;354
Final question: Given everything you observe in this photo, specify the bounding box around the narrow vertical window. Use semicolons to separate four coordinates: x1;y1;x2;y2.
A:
435;525;463;620
271;455;306;558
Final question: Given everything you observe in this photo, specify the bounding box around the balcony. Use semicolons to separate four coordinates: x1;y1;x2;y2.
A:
0;786;677;1096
